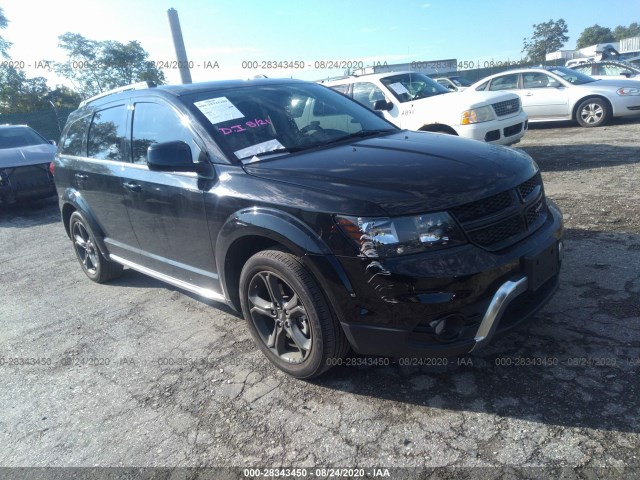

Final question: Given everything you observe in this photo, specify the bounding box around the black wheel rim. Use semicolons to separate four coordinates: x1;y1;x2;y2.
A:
247;271;312;364
72;221;98;275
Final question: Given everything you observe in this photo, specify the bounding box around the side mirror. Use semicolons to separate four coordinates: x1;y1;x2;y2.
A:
373;99;393;111
621;70;632;78
447;84;456;91
148;141;199;172
49;140;57;146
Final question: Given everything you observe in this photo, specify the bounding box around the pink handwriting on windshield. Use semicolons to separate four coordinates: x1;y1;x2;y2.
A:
218;118;272;135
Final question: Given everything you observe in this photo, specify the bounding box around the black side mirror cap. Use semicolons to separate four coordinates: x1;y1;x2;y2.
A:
373;100;393;111
148;141;199;172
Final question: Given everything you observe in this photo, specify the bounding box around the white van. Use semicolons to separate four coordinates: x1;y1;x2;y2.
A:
321;71;528;145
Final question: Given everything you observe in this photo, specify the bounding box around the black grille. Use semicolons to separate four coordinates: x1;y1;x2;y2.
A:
504;123;523;137
449;173;547;251
525;197;546;227
467;215;524;248
450;190;513;222
517;173;541;200
492;98;520;117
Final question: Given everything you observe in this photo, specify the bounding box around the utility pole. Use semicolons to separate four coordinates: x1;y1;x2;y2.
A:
167;8;192;84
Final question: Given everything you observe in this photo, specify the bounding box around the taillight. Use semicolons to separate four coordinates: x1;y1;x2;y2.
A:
49;162;55;176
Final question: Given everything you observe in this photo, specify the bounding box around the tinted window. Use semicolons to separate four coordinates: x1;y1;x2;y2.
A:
131;102;198;165
60;116;90;156
489;74;519;91
87;105;127;161
0;126;48;149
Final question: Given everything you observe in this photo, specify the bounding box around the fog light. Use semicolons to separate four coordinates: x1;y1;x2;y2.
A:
430;314;465;341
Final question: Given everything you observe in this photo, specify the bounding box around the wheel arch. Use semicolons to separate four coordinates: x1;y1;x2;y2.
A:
60;188;109;256
572;95;613;122
216;207;354;313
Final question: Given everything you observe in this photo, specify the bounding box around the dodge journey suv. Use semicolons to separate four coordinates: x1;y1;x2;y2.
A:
54;79;563;378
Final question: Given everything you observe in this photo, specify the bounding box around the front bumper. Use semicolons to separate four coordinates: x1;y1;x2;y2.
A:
315;200;563;358
0;164;56;205
456;110;528;146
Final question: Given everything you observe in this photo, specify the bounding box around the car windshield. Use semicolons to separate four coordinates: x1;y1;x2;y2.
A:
185;82;397;161
0;127;49;149
379;73;450;103
450;77;472;87
547;67;596;85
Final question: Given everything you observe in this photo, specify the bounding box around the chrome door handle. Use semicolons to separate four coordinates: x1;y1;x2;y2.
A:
122;182;142;192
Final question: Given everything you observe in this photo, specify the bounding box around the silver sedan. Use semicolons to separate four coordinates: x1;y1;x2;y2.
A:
469;66;640;127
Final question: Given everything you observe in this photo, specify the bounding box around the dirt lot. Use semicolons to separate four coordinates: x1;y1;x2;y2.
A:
1;118;639;477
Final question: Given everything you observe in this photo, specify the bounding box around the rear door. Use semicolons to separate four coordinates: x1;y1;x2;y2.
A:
60;104;140;256
120;99;218;290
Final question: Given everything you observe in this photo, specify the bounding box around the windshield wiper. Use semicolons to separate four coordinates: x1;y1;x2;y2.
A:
330;129;396;143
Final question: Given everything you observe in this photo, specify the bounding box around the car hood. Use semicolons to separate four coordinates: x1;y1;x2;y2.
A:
242;131;538;216
0;144;56;169
418;89;519;109
578;78;640;89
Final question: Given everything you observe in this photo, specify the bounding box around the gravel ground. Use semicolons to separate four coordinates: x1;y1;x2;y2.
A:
1;118;639;478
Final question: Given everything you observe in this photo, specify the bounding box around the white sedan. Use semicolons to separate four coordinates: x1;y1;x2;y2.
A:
470;66;640;127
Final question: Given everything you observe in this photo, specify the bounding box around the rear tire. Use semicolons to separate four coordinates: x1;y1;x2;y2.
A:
575;98;610;127
69;211;123;283
239;249;349;378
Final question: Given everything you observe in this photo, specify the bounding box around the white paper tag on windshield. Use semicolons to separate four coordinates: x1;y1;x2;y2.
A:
234;139;285;160
388;82;409;95
194;97;244;124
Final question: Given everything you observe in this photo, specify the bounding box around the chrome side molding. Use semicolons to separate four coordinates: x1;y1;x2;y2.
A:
110;254;227;302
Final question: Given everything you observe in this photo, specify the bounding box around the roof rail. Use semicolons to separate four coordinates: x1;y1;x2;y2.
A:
79;81;157;107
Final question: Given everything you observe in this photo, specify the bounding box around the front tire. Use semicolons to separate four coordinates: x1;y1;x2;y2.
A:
576;98;610;127
69;211;123;283
239;249;349;378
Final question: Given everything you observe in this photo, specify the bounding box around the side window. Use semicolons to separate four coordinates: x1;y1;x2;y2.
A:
60;116;90;156
573;65;592;75
352;82;388;109
330;84;349;95
131;102;199;165
475;80;489;91
597;64;622;76
489;74;519;91
87;105;127;161
523;72;554;88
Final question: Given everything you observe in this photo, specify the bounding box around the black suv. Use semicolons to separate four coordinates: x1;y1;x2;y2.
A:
54;79;563;378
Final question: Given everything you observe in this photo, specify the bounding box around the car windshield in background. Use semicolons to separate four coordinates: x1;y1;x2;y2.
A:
548;67;596;85
185;83;396;161
379;73;450;103
0;127;49;149
450;76;472;87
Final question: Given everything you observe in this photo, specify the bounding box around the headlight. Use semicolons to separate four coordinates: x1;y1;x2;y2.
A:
336;212;466;257
617;87;640;96
461;105;495;124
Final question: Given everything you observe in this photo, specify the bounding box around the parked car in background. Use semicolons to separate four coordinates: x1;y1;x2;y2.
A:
470;66;640;127
54;79;562;378
569;61;640;81
321;71;527;145
433;76;472;91
0;125;57;205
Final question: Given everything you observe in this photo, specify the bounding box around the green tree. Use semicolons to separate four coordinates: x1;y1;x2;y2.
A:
46;85;83;110
0;65;53;114
613;22;640;40
522;19;569;63
576;25;616;49
0;6;11;59
55;33;165;98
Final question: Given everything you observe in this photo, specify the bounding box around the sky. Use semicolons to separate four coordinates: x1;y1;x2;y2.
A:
2;0;639;89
